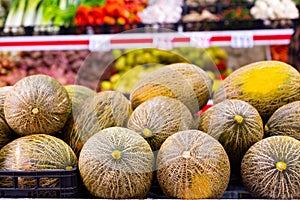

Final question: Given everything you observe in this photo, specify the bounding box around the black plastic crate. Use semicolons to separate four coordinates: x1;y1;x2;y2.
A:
0;167;78;198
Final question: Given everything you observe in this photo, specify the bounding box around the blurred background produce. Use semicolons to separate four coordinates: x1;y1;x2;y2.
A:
98;46;229;93
0;0;299;35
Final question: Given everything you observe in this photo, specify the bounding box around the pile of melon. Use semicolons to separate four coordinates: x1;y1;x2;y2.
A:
0;60;300;199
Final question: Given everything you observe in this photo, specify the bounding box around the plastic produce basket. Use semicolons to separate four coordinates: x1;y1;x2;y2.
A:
0;167;78;198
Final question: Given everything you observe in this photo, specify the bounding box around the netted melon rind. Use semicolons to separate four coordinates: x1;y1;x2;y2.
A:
4;75;71;136
156;129;230;199
241;135;300;199
60;85;96;143
0;86;12;120
127;96;195;151
64;84;96;113
130;63;213;114
0;134;77;189
79;127;154;199
68;90;132;156
0;117;15;150
198;99;264;170
213;61;300;122
265;101;300;140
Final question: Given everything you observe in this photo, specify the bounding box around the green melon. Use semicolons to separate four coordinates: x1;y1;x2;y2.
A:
198;99;264;170
130;63;213;114
241;135;300;199
213;61;300;122
60;85;96;142
265;101;300;140
197;104;217;133
156;130;230;199
0;86;12;120
68;90;132;156
0;117;15;150
79;127;154;198
0;134;77;193
127;96;195;151
64;84;96;113
4;75;71;136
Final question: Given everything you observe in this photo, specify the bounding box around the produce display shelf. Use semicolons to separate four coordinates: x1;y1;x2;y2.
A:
0;28;294;51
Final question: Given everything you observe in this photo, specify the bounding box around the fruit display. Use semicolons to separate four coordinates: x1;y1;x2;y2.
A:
241;135;300;199
130;63;213;114
78;127;154;198
156;130;230;199
16;50;90;86
67;90;131;156
112;63;164;93
213;60;300;122
265;101;300;140
100;48;188;92
100;46;229;94
0;52;19;87
0;134;77;190
4;74;71;136
0;58;299;198
197;99;264;171
127;96;195;151
0;50;117;92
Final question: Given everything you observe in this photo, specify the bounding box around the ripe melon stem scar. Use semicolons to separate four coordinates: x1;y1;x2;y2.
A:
276;161;287;171
234;115;244;124
264;125;269;133
111;149;123;160
142;127;153;138
31;107;39;114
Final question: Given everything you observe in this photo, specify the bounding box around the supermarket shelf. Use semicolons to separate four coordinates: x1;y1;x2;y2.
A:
0;28;294;51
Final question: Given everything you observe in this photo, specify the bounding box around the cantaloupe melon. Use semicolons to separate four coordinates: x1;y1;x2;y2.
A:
64;84;96;113
127;96;195;151
198;99;264;170
265;101;300;140
4;75;71;136
130;63;213;114
241;135;300;199
0;134;77;192
60;85;96;142
213;61;300;122
78;127;154;198
156;130;230;199
67;90;131;156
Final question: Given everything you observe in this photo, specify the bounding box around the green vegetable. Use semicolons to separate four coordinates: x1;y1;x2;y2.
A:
4;0;26;33
22;0;41;26
53;0;77;26
79;0;106;7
